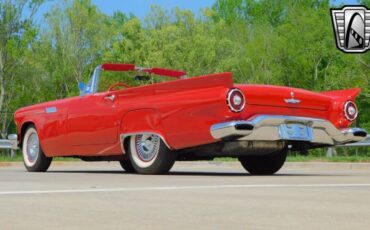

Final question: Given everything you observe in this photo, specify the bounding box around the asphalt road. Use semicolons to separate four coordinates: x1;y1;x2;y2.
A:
1;161;370;230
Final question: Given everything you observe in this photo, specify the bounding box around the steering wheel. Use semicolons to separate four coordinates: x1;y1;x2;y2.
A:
108;82;130;92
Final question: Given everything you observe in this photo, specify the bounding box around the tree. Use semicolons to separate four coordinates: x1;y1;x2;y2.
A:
0;0;43;138
42;0;109;97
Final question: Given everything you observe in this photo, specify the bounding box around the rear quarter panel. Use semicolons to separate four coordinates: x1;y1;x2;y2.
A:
321;88;361;128
118;73;235;149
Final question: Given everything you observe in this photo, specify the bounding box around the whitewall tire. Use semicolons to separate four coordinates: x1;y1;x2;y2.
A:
22;126;52;172
128;134;176;174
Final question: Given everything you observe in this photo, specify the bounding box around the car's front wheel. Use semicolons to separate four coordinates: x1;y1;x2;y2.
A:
128;134;176;174
22;126;52;172
238;148;288;175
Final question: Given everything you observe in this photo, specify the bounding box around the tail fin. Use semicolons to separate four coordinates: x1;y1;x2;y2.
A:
321;88;361;101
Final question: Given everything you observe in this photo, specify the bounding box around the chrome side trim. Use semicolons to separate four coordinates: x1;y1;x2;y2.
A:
210;115;368;146
45;107;57;114
120;132;172;154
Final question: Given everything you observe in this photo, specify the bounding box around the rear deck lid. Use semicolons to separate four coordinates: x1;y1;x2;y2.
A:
237;84;331;111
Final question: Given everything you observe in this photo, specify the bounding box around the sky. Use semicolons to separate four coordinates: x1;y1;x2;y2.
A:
36;0;216;23
90;0;362;18
34;0;363;24
91;0;216;18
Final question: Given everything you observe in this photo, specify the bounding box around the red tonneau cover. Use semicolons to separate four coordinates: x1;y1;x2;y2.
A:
101;63;186;79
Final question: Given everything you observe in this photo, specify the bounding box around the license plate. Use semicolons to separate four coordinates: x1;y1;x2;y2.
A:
279;123;313;141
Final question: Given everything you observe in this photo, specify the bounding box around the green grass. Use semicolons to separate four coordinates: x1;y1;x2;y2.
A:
215;155;370;163
286;155;370;162
0;154;23;162
0;153;80;162
214;157;236;162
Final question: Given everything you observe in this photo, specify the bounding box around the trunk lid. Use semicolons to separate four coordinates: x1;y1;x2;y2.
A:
237;84;331;111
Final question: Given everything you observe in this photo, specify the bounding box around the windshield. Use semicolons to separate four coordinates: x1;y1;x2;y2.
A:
80;64;186;95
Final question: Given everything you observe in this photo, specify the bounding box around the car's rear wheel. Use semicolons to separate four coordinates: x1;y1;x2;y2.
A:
128;134;176;174
238;148;288;175
119;160;136;173
22;126;52;172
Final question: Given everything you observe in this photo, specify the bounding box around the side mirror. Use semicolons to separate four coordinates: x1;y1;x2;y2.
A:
78;82;86;94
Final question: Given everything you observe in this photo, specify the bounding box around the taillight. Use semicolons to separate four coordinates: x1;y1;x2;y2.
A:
227;88;246;113
344;101;358;121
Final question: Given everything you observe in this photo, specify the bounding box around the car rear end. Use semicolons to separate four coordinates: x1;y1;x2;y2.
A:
210;84;367;149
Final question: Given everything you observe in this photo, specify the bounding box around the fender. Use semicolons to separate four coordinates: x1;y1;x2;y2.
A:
19;120;40;144
16;109;44;148
120;109;171;153
321;88;362;128
18;117;54;157
321;88;361;101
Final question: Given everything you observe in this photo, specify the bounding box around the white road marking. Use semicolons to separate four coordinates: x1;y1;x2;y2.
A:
0;183;370;196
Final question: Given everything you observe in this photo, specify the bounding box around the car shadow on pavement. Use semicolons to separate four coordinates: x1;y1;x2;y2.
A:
167;171;346;177
46;170;125;174
44;170;348;177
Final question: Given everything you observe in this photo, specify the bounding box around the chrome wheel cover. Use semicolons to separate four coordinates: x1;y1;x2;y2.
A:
23;128;40;167
26;133;39;163
135;134;160;162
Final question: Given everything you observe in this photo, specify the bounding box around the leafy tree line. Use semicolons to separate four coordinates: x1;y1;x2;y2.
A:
0;0;369;145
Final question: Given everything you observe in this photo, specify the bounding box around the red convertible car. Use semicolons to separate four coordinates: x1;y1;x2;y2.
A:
13;63;367;174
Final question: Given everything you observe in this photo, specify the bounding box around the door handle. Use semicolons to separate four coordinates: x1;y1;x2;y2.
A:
104;94;115;102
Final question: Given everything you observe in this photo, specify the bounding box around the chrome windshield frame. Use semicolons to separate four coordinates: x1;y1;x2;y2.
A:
80;65;102;96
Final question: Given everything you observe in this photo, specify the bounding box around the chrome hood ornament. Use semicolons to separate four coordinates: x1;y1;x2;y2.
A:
284;91;301;104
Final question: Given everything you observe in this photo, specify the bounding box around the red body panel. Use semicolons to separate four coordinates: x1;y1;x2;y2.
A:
14;71;361;157
144;67;186;78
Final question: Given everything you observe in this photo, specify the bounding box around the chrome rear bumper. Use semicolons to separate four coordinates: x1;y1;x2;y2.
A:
210;115;367;146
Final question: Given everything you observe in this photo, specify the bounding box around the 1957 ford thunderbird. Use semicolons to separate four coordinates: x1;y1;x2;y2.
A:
13;63;368;174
